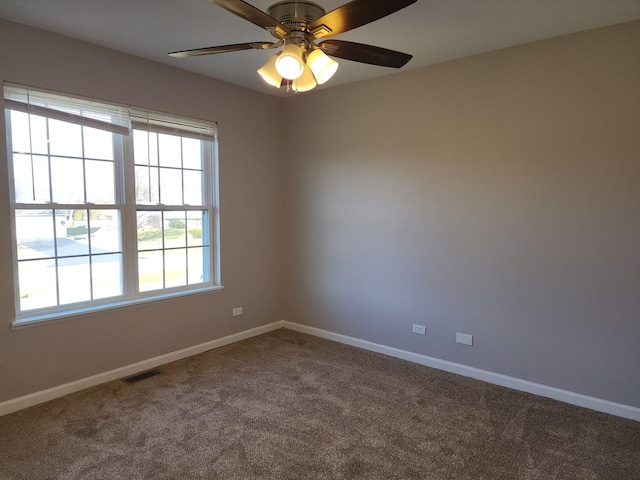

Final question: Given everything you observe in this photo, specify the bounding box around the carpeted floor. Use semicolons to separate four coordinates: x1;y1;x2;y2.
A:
0;328;638;479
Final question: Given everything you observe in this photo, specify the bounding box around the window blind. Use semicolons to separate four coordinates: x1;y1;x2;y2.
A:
131;108;217;141
4;83;131;136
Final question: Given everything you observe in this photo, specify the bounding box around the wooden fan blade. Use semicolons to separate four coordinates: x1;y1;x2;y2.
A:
308;0;416;39
212;0;289;38
169;42;276;58
318;40;412;68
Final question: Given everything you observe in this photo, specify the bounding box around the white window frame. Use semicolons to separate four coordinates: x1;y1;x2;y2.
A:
4;84;222;327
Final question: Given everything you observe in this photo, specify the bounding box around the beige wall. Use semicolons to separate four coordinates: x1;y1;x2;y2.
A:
283;21;640;407
0;19;285;402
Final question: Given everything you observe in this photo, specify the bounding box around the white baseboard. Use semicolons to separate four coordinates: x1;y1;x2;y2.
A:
3;319;639;422
281;321;640;422
0;321;286;417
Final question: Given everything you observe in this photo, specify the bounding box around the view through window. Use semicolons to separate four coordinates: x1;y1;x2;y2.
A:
4;85;220;322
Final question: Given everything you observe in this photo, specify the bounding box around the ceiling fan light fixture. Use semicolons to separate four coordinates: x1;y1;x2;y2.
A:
275;43;304;80
307;48;339;85
292;63;317;93
170;0;416;94
258;54;283;87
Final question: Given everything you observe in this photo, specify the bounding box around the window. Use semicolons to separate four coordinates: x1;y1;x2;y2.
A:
4;84;220;323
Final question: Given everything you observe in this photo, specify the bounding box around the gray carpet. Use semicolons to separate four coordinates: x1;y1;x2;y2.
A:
0;328;638;479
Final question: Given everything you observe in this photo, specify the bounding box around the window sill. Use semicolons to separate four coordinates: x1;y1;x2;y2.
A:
11;285;224;330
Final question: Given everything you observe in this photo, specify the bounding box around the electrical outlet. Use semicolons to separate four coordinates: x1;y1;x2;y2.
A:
456;333;473;346
232;307;243;317
412;324;426;335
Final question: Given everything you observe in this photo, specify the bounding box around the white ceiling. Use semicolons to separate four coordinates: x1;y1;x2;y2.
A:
1;0;639;97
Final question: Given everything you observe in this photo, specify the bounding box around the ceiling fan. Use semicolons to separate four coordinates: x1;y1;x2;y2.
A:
169;0;417;92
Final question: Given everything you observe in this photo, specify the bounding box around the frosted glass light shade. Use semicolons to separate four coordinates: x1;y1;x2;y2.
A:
258;55;282;88
307;49;339;84
292;64;317;93
275;44;304;80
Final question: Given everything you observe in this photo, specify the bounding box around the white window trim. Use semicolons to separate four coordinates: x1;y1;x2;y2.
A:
4;84;222;327
10;286;225;330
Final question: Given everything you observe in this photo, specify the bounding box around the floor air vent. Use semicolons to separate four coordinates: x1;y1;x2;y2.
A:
124;369;161;384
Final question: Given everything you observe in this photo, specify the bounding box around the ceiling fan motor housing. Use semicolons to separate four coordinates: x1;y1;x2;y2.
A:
267;2;326;32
